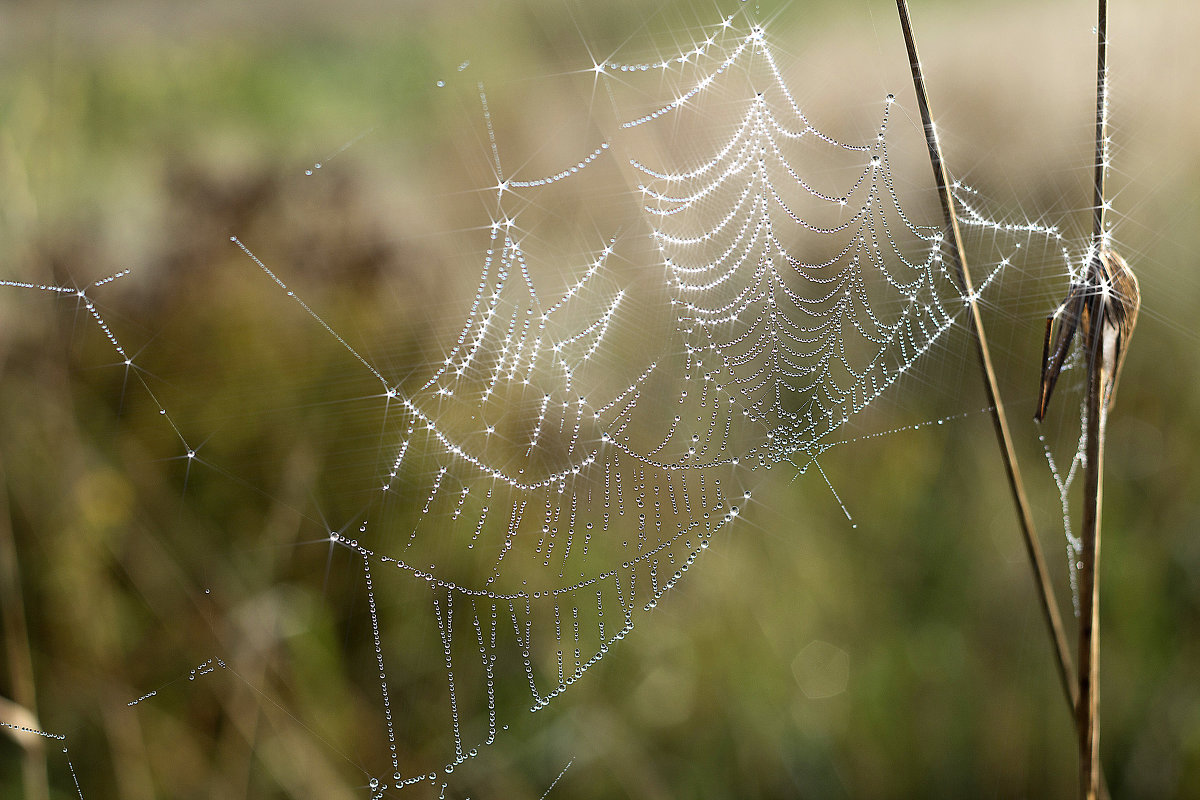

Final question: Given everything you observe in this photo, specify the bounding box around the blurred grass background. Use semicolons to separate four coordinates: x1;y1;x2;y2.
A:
1;0;1198;797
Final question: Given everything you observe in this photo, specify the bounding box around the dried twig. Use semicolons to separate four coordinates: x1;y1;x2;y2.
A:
893;0;1078;728
1036;2;1139;796
0;456;50;800
1078;3;1133;796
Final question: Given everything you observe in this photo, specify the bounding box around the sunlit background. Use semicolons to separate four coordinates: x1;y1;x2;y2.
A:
1;0;1197;797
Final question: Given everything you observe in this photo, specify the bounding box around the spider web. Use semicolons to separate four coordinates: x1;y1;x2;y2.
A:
220;14;1064;794
1;7;1082;798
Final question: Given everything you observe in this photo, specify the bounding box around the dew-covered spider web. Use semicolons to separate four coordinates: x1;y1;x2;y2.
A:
2;6;1091;798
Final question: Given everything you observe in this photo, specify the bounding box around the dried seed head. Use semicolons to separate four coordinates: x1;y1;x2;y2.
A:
1034;245;1138;421
1095;247;1139;410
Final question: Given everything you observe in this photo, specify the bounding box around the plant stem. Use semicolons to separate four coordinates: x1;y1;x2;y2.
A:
1079;3;1109;798
893;0;1078;721
1093;0;1109;245
1078;335;1105;800
0;455;50;800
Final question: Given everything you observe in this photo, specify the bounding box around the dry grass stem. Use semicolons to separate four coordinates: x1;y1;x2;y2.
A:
893;0;1079;728
0;456;50;800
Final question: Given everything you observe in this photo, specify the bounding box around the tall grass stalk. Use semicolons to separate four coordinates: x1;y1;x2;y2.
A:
0;455;50;800
1078;2;1111;797
892;0;1078;719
